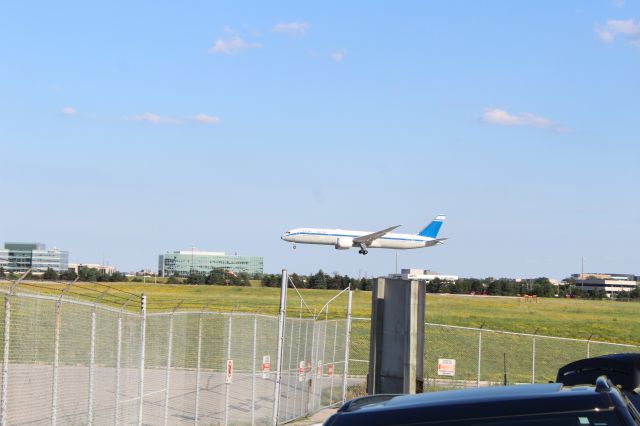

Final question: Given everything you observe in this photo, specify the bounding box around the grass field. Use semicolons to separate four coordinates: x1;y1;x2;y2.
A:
1;280;639;345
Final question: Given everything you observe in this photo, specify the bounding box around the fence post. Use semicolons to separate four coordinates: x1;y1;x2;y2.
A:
114;294;133;425
51;281;73;426
272;269;288;426
114;313;123;424
163;312;175;426
138;294;147;426
292;299;303;418
308;319;321;415
251;314;257;426
87;289;108;426
329;320;338;404
341;290;352;404
1;296;11;426
302;320;310;417
531;329;539;384
2;271;33;426
224;312;233;426
587;334;593;358
531;336;536;384
87;307;97;425
476;329;482;388
194;312;204;426
51;300;62;425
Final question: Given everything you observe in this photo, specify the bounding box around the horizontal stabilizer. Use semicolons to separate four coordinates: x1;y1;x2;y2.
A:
424;238;447;247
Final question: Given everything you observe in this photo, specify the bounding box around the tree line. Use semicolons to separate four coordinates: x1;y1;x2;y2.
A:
179;269;252;286
0;266;128;282
2;266;639;299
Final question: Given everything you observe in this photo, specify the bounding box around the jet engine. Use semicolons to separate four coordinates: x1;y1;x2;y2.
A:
335;237;353;250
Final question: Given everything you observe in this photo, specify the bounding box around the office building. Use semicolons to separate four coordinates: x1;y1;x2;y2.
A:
0;242;69;274
158;250;263;277
570;272;639;297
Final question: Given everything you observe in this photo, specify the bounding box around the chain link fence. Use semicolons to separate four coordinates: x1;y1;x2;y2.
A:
273;276;352;424
0;273;353;425
1;276;639;425
349;318;640;392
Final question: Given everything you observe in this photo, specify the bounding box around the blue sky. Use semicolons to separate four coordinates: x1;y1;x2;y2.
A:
1;1;639;279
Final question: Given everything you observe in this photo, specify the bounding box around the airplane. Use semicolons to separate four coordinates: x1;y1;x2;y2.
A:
281;215;446;255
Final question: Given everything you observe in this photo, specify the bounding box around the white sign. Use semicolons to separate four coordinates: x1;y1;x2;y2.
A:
437;358;456;376
316;360;323;378
298;361;305;382
226;359;234;383
261;355;271;379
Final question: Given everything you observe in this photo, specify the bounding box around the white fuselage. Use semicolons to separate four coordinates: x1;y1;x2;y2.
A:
281;228;434;250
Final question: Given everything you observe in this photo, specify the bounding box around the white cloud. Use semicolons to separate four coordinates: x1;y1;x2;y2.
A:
127;112;181;124
193;114;220;124
482;108;567;132
208;37;261;54
273;22;309;36
330;49;348;62
595;19;640;45
61;106;77;116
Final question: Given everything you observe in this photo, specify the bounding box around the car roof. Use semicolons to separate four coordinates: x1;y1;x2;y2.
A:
333;383;617;425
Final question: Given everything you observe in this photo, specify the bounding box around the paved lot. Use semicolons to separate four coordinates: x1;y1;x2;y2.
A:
2;363;363;425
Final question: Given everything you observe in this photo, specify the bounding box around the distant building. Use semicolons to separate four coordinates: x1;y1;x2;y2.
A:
515;278;561;286
388;268;459;282
158;250;263;277
569;272;639;297
0;242;69;274
571;272;639;281
68;263;116;275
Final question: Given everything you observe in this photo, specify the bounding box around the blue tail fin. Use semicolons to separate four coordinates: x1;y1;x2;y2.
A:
418;215;446;238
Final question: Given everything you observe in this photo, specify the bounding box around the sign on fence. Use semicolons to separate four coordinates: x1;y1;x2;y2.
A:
226;359;234;383
262;355;271;379
298;360;305;382
328;363;334;377
316;360;323;378
437;358;456;376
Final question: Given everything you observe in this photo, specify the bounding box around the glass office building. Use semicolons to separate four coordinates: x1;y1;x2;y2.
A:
0;242;69;274
158;250;264;277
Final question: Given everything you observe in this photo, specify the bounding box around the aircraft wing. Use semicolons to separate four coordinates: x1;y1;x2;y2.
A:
424;238;447;247
353;225;401;246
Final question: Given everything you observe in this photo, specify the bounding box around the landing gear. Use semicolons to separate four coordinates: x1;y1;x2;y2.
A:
358;244;368;255
293;244;297;250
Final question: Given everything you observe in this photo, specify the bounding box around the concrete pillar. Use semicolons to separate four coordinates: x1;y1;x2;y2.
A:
367;278;425;395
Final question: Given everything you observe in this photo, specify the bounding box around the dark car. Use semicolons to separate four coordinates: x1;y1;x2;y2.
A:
324;353;640;426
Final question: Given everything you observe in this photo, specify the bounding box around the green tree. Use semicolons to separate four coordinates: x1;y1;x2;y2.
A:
0;267;5;278
167;275;181;284
60;269;77;281
42;268;59;281
78;266;97;282
206;268;225;285
310;270;327;289
110;271;128;282
238;272;250;286
186;272;206;284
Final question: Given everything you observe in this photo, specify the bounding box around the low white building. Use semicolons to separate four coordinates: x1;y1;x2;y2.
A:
388;268;459;282
68;263;116;275
569;272;639;297
573;279;637;297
